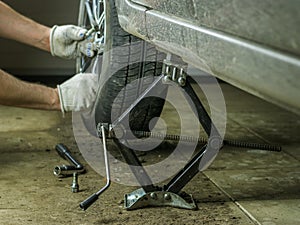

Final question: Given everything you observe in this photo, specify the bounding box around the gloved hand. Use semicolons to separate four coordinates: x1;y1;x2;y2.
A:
50;25;95;59
57;73;98;113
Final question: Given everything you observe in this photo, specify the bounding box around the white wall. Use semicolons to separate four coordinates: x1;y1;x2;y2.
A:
0;0;81;76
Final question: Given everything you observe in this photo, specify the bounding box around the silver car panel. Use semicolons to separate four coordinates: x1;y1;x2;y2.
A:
115;0;300;115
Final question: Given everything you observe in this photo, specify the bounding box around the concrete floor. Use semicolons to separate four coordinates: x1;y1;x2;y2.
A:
0;82;299;225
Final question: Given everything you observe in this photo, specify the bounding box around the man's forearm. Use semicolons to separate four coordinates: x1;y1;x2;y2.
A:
0;1;50;52
0;69;60;110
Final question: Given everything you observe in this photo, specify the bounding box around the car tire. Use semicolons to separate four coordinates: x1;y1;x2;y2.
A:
89;0;166;132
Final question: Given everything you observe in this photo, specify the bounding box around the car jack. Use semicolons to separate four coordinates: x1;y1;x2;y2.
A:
80;60;281;211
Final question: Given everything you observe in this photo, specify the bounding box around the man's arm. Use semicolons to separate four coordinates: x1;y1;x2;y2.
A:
0;1;98;112
0;69;60;110
0;69;98;112
0;1;50;52
0;1;94;58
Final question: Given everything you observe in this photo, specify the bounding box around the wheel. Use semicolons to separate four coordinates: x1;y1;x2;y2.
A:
77;0;166;132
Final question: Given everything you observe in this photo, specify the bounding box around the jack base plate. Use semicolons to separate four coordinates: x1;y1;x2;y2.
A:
124;188;197;210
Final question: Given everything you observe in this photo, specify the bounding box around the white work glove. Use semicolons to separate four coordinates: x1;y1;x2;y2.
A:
57;73;98;113
50;25;95;59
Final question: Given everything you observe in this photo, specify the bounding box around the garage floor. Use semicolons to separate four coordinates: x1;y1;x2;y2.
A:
0;82;299;225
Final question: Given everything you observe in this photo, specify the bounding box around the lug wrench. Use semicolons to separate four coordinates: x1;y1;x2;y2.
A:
53;144;85;176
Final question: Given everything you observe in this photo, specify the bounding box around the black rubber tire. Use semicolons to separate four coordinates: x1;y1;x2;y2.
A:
93;0;166;131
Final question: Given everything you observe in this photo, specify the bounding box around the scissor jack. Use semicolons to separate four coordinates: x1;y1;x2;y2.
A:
80;60;281;211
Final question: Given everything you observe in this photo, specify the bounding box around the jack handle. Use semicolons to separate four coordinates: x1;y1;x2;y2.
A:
79;125;110;210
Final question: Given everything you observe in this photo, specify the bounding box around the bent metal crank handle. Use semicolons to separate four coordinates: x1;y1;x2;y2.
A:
80;125;111;210
53;143;85;176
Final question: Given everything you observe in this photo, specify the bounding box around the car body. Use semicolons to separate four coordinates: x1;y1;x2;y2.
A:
113;0;300;115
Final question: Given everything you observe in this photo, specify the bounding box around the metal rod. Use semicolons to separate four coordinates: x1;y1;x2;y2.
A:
165;144;208;193
111;75;164;129
79;125;111;210
96;125;111;195
112;139;157;193
182;76;215;136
